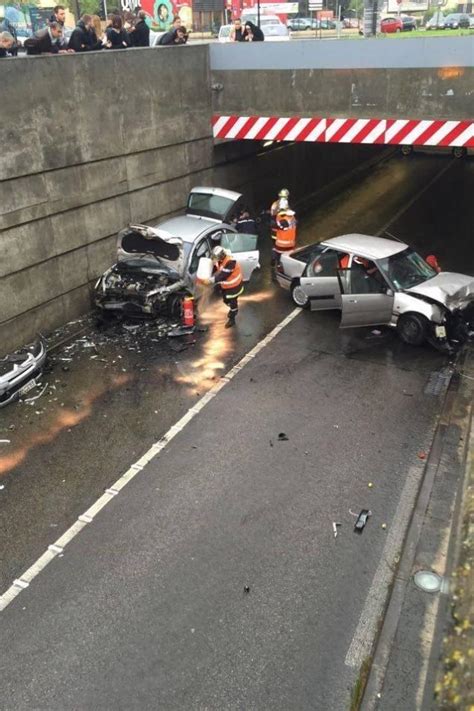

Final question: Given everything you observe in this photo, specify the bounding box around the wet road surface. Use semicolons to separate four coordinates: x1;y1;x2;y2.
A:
1;152;473;592
0;152;473;707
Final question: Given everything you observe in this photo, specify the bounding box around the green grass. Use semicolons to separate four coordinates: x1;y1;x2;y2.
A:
384;27;474;38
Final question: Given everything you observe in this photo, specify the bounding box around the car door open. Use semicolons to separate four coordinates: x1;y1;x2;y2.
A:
338;265;394;328
221;233;260;282
299;249;342;311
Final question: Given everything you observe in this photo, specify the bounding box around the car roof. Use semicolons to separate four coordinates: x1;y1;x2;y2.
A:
321;234;408;259
152;215;224;244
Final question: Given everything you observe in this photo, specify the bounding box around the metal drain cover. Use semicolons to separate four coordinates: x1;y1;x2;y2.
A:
414;570;442;593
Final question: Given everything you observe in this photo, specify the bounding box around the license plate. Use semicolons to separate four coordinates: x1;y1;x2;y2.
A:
435;326;447;339
19;378;36;396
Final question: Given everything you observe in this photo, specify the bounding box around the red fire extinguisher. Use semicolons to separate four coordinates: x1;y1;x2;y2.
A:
182;295;195;328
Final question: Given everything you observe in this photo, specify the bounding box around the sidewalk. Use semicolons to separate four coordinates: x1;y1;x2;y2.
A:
433;353;474;709
361;345;474;710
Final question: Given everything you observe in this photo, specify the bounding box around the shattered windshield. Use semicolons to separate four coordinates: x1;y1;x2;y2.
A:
378;248;436;290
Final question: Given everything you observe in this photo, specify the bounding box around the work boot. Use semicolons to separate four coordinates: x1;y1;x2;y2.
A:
225;315;236;329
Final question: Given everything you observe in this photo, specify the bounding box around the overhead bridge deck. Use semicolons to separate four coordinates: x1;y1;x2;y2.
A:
210;37;474;149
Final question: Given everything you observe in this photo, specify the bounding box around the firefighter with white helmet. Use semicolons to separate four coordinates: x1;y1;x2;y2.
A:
205;245;244;328
270;188;291;221
273;207;297;264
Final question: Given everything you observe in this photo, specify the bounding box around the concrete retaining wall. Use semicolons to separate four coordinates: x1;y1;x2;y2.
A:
210;38;474;120
0;46;213;355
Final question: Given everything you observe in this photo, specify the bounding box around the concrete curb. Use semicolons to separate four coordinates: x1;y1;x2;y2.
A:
360;344;474;710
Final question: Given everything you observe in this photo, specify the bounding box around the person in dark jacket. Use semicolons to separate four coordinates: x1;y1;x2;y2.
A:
68;15;102;51
129;10;149;46
235;208;258;235
105;15;130;49
158;26;186;45
229;17;245;41
0;30;14;57
0;17;18;55
24;22;64;55
243;20;264;41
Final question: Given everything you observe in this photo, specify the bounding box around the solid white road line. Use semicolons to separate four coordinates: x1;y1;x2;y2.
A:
0;308;301;613
345;461;426;668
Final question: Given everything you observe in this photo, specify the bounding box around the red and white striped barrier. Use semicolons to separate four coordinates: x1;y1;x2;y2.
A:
212;115;474;148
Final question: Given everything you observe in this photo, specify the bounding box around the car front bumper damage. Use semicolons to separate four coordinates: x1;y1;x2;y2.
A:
0;337;47;408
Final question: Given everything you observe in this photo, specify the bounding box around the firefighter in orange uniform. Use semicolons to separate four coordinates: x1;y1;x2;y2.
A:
270;188;290;240
273;208;297;264
207;245;244;328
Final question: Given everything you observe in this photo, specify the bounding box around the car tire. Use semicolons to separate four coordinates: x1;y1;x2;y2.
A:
291;282;310;309
397;313;428;346
452;146;466;159
401;145;413;156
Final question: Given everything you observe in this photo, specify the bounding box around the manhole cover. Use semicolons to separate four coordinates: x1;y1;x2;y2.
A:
413;570;442;593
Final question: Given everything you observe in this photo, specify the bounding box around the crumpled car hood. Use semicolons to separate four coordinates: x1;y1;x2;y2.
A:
117;225;184;275
408;272;474;310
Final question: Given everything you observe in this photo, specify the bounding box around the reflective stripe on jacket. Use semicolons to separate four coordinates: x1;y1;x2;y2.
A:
275;211;297;251
215;255;243;290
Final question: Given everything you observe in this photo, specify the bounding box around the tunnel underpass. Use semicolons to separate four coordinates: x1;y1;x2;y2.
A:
1;141;473;710
1;142;472;588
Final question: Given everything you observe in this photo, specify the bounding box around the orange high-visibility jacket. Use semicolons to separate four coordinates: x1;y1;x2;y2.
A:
275;211;297;252
216;255;243;290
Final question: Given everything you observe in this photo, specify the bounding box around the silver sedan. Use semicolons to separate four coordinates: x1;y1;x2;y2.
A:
275;234;473;347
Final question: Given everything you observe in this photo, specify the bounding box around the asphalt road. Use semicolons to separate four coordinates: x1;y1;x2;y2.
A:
1;151;473;709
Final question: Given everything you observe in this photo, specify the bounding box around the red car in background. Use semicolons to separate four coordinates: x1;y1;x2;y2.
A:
380;16;403;32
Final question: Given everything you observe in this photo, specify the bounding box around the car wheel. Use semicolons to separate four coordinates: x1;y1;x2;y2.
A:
397;313;428;346
291;282;310;309
452;146;466;159
401;145;413;156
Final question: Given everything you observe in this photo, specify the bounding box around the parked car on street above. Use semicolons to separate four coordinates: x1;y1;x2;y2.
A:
275;234;474;348
400;14;417;30
425;13;445;28
287;17;314;30
94;187;260;318
380;16;403;32
443;12;470;28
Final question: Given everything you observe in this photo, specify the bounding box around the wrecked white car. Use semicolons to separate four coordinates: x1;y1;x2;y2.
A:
0;337;47;408
276;234;474;348
94;187;260;318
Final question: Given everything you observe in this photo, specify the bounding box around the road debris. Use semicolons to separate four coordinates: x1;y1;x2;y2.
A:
332;522;341;538
0;440;11;444
418;451;427;460
381;523;387;530
243;585;250;593
24;383;49;404
368;482;374;489
354;509;371;533
278;432;289;441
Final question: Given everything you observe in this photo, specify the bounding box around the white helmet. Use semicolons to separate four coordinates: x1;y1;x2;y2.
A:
278;198;289;210
212;245;226;262
278;188;290;198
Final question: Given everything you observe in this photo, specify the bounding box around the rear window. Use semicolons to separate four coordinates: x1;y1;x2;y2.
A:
187;192;235;220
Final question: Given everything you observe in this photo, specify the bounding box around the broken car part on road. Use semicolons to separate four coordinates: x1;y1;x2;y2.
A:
0;337;47;409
